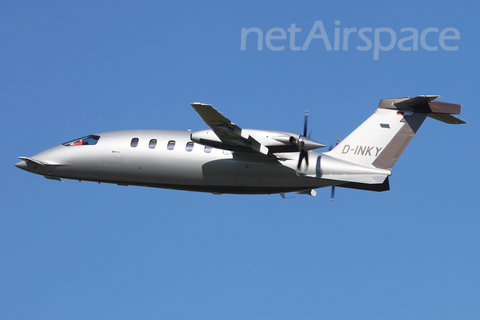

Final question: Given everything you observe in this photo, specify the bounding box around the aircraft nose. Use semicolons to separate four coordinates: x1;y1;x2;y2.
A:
15;160;27;170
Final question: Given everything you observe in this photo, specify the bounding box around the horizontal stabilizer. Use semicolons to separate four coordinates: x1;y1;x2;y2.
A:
378;95;465;124
427;113;466;124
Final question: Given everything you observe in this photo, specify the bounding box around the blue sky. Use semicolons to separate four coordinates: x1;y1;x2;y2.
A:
1;1;479;319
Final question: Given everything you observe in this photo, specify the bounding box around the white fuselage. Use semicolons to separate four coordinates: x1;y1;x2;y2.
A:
17;129;338;194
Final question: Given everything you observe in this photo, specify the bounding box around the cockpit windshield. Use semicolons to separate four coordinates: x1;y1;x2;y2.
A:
63;135;100;146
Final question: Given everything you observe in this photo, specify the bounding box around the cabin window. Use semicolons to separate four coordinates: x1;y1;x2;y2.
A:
204;146;212;153
223;150;231;155
149;139;157;149
63;135;100;146
167;140;176;150
131;138;139;148
186;141;194;152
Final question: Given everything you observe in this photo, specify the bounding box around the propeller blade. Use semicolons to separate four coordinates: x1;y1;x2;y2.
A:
303;111;308;137
297;150;310;170
329;138;341;152
330;186;335;203
297;150;306;169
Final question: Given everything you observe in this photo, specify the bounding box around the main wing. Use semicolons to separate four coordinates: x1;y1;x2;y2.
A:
191;103;270;155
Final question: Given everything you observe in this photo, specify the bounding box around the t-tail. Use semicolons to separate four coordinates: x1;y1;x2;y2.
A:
319;95;465;191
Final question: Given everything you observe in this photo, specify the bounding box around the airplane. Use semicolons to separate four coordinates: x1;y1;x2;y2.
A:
15;95;465;199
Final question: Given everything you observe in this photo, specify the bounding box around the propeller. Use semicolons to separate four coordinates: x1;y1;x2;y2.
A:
296;111;310;171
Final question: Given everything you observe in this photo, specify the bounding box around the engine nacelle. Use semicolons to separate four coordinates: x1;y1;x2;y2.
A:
191;129;326;153
190;130;243;150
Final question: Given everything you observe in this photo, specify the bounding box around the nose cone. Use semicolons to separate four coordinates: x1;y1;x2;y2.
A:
15;160;28;171
16;141;78;178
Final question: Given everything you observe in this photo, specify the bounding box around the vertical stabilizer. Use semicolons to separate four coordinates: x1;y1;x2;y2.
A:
328;96;464;170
